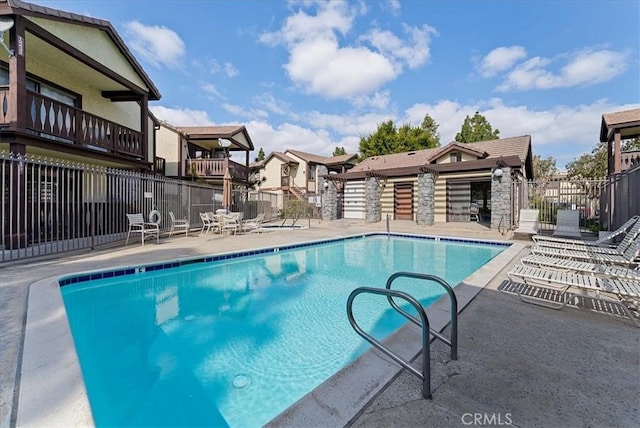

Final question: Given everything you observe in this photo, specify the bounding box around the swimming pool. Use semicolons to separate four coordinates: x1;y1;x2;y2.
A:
60;234;506;427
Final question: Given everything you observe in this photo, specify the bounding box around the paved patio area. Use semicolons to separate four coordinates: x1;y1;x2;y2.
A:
1;219;638;427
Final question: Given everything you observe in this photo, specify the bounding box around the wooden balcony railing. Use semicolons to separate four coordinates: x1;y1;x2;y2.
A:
186;158;249;181
0;88;144;159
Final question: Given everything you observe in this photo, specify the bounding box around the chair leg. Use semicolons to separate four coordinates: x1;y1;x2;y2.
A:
126;229;131;245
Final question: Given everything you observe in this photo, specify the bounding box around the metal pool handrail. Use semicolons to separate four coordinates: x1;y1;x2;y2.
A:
346;272;458;399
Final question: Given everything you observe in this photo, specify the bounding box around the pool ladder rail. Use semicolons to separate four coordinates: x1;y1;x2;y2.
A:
346;271;458;399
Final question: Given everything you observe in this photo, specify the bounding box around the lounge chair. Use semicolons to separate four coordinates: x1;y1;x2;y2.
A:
507;264;640;327
125;213;159;246
552;209;582;239
532;215;639;247
513;209;539;238
533;221;640;254
521;254;640;281
530;222;640;267
168;212;190;237
241;213;265;233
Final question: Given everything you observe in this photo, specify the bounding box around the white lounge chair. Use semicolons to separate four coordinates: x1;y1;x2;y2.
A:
534;221;640;254
168;212;190;237
199;212;217;235
507;264;640;327
531;237;640;268
533;215;639;247
552;209;582;239
513;209;539;238
125;213;159;246
521;254;640;281
241;213;265;233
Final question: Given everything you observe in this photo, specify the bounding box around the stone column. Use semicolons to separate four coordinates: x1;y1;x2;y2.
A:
322;180;338;220
417;173;435;225
491;166;512;229
365;176;381;223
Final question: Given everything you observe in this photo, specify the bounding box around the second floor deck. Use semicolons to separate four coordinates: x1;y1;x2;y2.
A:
186;158;249;182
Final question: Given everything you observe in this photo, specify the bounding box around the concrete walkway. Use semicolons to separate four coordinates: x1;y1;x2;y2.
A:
1;219;638;427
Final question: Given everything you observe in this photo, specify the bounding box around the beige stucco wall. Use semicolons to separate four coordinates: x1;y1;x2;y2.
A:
434;151;479;164
284;152;309;190
156;125;181;177
261;158;286;190
29;17;148;90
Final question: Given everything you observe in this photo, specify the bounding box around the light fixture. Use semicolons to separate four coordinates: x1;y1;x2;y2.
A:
0;17;15;57
493;168;503;178
218;138;232;149
323;181;329;189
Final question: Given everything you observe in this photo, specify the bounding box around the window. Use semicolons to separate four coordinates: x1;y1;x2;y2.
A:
450;152;462;162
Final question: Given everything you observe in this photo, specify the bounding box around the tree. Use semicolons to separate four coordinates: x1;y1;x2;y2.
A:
567;137;640;180
533;155;558;181
332;147;347;156
255;147;265;162
454;111;500;143
532;154;558;198
358;114;440;159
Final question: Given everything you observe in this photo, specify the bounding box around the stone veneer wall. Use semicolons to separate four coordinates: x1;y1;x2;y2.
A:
490;166;512;229
416;173;435;225
365;176;381;223
322;180;338;220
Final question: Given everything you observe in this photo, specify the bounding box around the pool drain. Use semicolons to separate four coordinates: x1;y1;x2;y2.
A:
232;374;251;389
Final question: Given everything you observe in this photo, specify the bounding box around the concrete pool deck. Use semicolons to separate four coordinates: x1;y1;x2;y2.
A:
1;219;638;427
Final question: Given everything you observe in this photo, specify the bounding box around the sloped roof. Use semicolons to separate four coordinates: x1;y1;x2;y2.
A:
175;125;255;151
3;0;161;100
352;135;531;173
286;149;358;166
264;152;298;165
600;108;640;142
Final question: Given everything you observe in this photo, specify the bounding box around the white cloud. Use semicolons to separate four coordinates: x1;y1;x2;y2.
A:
200;83;223;99
477;46;527;77
150;106;213;126
224;62;239;77
385;0;402;15
123;21;185;68
260;2;436;101
497;48;630;91
221;103;269;120
253;93;289;115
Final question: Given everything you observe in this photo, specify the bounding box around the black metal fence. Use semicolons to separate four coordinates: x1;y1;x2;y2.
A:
0;152;280;263
600;164;640;231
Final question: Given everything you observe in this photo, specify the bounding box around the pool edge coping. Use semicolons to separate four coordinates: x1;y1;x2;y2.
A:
16;234;522;427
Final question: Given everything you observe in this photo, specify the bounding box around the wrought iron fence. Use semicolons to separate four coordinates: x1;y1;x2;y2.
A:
511;178;607;234
0;153;279;263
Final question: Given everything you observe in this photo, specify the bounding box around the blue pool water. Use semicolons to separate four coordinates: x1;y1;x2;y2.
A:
61;235;505;427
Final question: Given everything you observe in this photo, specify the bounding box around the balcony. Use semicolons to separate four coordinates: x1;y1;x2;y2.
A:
0;88;144;158
186;158;249;182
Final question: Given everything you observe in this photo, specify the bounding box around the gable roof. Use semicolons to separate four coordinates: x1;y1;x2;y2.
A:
428;141;489;161
286;149;358;166
351;135;531;173
600;108;640;142
263;152;298;165
174;125;254;151
3;0;161;100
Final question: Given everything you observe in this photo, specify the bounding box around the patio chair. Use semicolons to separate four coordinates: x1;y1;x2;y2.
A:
507;264;640;327
125;213;159;246
199;212;216;235
531;230;640;268
521;254;640;281
469;203;480;222
241;213;265;233
221;213;241;235
533;221;640;255
532;215;639;248
513;209;539;238
552;209;582;239
168;212;190;237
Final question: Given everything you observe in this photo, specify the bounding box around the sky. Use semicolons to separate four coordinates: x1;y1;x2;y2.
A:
33;0;640;168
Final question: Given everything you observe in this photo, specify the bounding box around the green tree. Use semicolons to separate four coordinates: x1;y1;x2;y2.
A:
568;138;640;180
358;114;440;159
532;154;558;198
255;147;266;162
332;146;347;156
455;111;500;143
